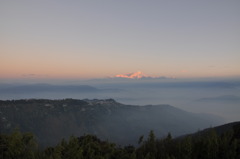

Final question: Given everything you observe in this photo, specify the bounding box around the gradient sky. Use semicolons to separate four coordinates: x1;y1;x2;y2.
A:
1;0;240;79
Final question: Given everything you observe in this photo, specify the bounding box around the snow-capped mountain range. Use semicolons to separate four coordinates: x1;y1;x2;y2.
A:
114;71;171;79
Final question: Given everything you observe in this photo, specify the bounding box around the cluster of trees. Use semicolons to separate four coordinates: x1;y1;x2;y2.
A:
0;125;240;159
136;128;240;159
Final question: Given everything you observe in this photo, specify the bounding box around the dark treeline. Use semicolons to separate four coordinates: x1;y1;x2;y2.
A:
0;124;240;159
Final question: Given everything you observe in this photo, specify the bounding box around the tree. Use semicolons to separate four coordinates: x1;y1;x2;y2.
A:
138;135;144;145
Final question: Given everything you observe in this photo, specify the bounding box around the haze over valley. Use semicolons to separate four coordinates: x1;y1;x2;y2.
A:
1;73;239;123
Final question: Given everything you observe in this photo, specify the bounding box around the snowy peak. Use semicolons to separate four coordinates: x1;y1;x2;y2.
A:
114;71;171;79
115;71;150;79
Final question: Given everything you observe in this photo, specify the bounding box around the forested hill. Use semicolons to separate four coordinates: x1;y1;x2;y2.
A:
0;99;222;147
1;122;240;159
190;121;240;136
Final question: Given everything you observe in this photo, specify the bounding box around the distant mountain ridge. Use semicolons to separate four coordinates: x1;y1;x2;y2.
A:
0;99;222;147
0;84;99;93
197;95;240;102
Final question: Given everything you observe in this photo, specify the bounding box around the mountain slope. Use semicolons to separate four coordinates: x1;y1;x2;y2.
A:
190;121;240;137
0;99;222;146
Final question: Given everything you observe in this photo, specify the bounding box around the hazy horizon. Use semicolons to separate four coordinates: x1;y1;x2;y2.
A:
1;76;240;123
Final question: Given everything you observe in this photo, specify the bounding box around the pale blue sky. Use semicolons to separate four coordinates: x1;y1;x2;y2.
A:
1;0;240;79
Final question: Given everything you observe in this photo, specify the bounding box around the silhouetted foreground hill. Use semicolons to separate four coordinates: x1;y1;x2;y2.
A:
0;99;222;147
1;122;239;159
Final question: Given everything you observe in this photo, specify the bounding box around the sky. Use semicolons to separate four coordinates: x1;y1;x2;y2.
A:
1;0;240;80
